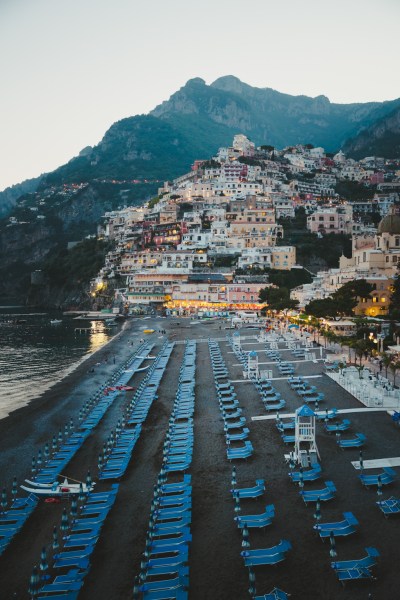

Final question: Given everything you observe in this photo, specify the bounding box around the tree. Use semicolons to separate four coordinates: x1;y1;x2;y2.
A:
381;352;392;378
389;361;400;387
259;287;299;312
305;298;340;319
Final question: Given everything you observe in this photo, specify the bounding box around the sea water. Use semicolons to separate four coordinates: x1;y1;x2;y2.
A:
0;308;122;419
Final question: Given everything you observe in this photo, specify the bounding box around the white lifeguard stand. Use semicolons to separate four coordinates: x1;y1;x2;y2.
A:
232;331;241;352
294;405;320;466
247;350;259;380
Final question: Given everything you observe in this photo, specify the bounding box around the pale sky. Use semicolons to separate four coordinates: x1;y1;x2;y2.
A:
0;0;399;191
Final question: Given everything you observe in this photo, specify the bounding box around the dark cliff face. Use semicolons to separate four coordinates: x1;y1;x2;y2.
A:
343;106;400;158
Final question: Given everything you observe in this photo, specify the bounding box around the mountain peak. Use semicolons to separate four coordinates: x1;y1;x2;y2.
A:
211;75;246;93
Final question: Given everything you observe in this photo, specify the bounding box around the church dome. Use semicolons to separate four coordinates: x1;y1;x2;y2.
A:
377;214;400;234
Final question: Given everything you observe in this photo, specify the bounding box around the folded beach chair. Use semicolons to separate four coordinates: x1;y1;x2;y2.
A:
335;566;376;586
376;496;400;516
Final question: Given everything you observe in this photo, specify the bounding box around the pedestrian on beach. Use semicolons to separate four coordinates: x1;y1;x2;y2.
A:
379;360;383;373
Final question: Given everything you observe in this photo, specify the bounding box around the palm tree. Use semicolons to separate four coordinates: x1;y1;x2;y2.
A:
381;353;392;378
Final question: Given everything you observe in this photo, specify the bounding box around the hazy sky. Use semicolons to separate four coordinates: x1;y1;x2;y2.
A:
0;0;398;191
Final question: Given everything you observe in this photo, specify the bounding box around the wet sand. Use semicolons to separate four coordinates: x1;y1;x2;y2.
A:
0;319;399;599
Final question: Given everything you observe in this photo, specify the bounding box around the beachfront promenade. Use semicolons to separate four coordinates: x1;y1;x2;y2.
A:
0;317;399;599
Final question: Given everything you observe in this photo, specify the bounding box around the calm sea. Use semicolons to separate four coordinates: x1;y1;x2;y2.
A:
0;307;122;420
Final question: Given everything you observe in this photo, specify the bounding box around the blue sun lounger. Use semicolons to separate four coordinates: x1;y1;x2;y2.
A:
231;479;265;499
335;566;376;586
325;419;351;433
314;512;358;535
227;440;254;460
241;540;291;566
142;590;188;600
338;433;366;448
316;408;338;421
376;496;400;516
38;593;79;600
289;464;321;483
300;481;336;504
331;547;379;571
139;575;188;593
234;505;275;528
359;467;396;488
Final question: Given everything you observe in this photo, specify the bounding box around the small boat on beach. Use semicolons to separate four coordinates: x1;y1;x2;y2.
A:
50;319;62;325
20;478;95;497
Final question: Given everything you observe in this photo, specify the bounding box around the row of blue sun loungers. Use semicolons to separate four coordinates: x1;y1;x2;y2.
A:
209;340;254;460
98;425;142;480
135;475;192;599
163;342;196;473
0;494;38;556
256;380;286;411
1;343;152;560
35;485;119;599
127;343;175;426
133;345;196;598
78;343;155;432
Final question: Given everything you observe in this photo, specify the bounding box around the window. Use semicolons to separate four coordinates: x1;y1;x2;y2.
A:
329;216;335;221
372;296;378;303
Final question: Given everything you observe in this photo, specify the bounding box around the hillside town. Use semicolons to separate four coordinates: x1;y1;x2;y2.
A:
90;134;400;319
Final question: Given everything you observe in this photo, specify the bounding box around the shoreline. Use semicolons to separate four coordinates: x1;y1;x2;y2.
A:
0;319;131;422
0;318;138;453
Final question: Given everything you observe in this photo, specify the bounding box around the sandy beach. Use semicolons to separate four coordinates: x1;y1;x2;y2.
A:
0;318;399;599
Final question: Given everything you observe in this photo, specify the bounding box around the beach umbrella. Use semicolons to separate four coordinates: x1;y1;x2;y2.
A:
231;466;237;486
242;523;250;548
234;493;241;514
44;443;50;462
377;475;383;496
98;454;103;472
52;526;59;550
276;411;281;424
64;424;69;438
133;576;140;599
143;537;152;558
78;482;86;502
31;456;37;474
39;546;49;580
70;495;78;518
37;449;42;466
1;488;7;512
86;470;92;490
313;498;321;521
69;418;74;432
58;429;63;444
248;567;256;597
60;507;69;532
78;409;83;422
298;467;304;489
12;477;18;500
329;531;337;557
359;450;364;472
335;428;341;445
315;398;319;411
28;565;40;598
52;435;57;452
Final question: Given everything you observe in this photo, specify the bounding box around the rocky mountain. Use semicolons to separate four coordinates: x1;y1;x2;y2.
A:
151;76;400;152
342;105;400;159
0;175;42;217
